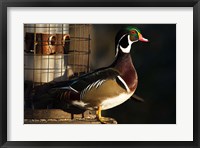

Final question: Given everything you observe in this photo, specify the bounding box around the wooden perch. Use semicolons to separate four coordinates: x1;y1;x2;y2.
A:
24;109;117;124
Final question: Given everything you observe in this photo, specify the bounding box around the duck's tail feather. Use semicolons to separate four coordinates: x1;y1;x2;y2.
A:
34;81;71;97
131;94;144;102
32;80;72;108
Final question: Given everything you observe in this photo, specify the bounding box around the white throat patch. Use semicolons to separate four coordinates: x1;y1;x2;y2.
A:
120;35;137;53
115;34;137;57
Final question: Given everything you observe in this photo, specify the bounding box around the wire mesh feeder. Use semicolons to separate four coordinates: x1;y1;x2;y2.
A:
24;24;91;109
23;24;118;124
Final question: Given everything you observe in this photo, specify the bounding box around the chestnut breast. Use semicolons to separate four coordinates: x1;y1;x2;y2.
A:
114;54;138;92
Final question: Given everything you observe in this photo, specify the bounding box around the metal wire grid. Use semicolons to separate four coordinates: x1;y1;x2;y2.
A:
24;24;91;87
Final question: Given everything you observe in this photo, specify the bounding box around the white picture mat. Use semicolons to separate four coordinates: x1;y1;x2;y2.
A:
7;7;193;141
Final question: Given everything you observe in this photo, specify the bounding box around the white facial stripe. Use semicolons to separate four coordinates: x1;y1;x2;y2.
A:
115;34;128;57
117;76;130;92
115;47;118;57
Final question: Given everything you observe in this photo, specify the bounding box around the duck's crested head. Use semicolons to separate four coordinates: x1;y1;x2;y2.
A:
115;27;148;56
126;27;148;42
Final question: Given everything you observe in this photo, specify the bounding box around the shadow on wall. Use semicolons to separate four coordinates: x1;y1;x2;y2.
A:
91;24;176;124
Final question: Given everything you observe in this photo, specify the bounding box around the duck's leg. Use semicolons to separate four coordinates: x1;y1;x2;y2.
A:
81;113;84;118
71;113;74;119
96;106;106;124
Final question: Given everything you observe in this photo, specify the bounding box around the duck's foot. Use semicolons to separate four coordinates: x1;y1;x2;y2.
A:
97;116;106;124
96;106;117;124
97;117;117;124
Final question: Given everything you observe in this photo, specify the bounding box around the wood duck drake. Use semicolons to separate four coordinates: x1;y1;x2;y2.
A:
34;27;148;123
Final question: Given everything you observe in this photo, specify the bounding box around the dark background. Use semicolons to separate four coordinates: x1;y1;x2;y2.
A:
91;24;176;124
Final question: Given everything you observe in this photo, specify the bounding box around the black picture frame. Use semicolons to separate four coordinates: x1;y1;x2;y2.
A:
0;0;199;147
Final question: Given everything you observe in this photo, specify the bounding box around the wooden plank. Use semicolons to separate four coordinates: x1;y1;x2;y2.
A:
24;109;117;124
24;109;89;119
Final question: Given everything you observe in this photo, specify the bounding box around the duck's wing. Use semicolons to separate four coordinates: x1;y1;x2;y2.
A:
68;67;122;92
33;67;119;97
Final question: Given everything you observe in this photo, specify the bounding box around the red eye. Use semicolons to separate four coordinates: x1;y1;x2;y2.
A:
131;30;136;34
